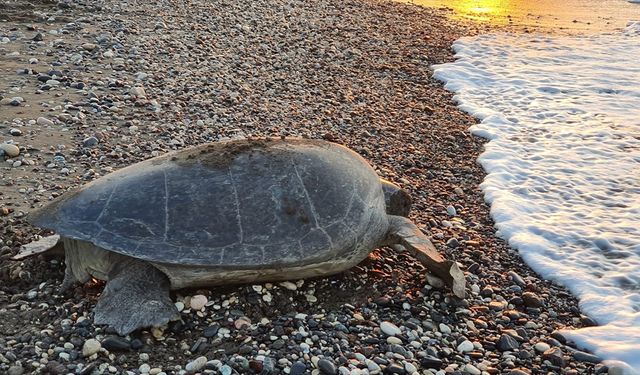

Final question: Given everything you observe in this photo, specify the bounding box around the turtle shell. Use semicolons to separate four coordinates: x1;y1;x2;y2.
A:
29;139;388;267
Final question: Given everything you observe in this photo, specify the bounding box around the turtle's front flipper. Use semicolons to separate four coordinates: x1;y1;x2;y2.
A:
94;258;178;336
387;215;466;298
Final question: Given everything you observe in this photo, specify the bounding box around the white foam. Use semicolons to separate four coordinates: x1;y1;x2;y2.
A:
433;23;640;373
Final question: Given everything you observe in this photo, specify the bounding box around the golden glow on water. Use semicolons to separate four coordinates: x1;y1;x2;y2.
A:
451;0;507;22
405;0;640;32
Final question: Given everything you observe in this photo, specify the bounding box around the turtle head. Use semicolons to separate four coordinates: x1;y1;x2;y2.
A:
380;179;412;217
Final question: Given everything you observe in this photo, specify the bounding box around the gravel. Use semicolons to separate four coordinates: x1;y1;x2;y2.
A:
0;0;606;374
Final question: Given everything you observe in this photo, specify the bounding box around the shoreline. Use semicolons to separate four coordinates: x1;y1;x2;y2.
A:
0;0;606;374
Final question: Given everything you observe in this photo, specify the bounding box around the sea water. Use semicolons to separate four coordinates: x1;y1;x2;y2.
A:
432;22;640;373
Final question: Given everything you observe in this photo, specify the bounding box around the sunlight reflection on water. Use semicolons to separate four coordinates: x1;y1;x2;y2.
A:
404;0;640;32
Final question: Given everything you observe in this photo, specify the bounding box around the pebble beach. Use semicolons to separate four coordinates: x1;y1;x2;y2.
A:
0;0;612;374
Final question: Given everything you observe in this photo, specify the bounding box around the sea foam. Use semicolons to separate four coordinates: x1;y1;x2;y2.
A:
432;22;640;373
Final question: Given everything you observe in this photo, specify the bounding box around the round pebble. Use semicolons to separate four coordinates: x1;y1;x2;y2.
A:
190;294;208;310
380;321;402;336
82;339;101;357
457;340;474;353
0;143;20;157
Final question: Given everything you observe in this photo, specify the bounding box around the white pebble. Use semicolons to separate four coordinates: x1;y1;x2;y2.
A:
139;364;151;374
457;340;474;353
463;364;481;375
36;117;54;126
380;321;402;336
185;356;207;372
534;342;551;352
82;339;101;357
189;294;207;310
279;281;297;290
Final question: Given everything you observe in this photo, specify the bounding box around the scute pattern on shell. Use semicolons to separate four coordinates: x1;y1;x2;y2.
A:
29;139;388;267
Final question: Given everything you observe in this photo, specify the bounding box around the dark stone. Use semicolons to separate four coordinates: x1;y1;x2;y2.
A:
550;331;567;344
289;361;307;375
389;344;410;358
190;337;206;353
101;336;131;351
419;355;443;369
317;359;336;375
509;296;524;306
271;339;285;349
130;339;143;350
249;360;263;373
32;33;44;41
580;315;598;327
374;357;389;365
44;361;67;374
69;337;84;348
386;364;406;374
547;338;562;347
467;262;480;273
238;344;253;355
82;136;99;147
518;350;533;359
37;74;51;82
572;350;601;364
496;334;519;351
522;292;543;308
480;287;494;297
203;324;219;338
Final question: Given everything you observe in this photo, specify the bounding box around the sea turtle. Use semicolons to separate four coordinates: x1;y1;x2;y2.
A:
21;138;465;335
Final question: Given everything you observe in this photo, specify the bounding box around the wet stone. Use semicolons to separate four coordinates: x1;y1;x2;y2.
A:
102;336;130;351
572;350;601;364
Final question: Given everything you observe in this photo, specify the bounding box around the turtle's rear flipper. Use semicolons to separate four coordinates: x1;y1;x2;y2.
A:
11;234;62;260
94;258;178;336
387;215;466;298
